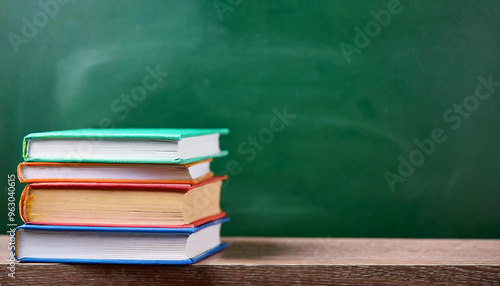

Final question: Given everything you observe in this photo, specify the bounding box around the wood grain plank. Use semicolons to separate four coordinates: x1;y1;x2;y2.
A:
2;236;500;285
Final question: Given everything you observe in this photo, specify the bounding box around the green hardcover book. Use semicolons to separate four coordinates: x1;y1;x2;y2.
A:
22;128;229;164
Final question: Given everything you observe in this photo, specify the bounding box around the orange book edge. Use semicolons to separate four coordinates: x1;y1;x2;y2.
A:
17;159;213;184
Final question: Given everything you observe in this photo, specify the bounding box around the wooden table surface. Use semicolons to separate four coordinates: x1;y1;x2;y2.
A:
1;236;499;285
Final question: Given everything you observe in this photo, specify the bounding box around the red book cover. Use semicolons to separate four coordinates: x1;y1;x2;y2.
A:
20;176;227;228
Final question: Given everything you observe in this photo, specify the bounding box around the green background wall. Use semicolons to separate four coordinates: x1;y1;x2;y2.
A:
1;0;499;237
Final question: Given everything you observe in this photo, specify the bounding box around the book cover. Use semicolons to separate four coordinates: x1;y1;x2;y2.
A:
17;160;214;184
14;218;230;264
23;128;230;164
20;176;227;228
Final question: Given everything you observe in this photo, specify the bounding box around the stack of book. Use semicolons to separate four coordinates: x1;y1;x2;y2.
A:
14;128;230;264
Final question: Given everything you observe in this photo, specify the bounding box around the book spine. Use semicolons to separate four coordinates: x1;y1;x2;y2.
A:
22;137;29;161
19;185;30;223
17;163;24;183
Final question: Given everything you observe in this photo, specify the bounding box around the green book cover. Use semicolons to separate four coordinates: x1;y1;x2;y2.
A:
23;128;229;164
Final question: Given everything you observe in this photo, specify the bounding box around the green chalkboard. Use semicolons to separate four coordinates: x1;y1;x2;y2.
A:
1;0;500;237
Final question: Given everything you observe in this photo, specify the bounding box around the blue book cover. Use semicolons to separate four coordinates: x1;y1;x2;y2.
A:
15;218;229;265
